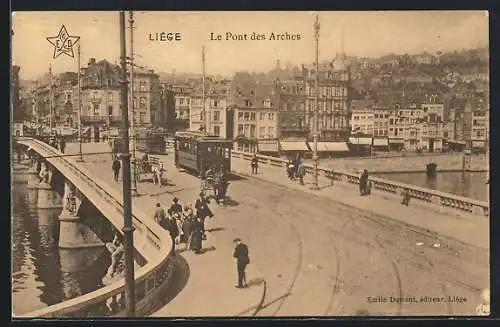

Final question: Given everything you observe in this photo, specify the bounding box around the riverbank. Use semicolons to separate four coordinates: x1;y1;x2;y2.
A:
304;153;488;174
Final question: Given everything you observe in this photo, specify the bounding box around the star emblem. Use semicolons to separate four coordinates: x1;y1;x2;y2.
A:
46;25;80;59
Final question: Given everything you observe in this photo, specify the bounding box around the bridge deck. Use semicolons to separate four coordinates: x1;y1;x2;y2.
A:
63;143;265;317
62;143;488;316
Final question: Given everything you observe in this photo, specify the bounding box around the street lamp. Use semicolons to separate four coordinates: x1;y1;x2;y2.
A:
128;11;138;196
311;14;320;191
76;43;84;162
119;10;136;317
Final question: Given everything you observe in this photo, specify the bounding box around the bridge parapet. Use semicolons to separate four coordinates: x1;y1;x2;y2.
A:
15;137;175;317
231;150;489;217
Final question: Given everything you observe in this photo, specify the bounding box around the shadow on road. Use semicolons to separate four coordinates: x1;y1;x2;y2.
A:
246;277;264;287
206;227;225;233
145;254;190;315
227;174;246;181
199;246;216;254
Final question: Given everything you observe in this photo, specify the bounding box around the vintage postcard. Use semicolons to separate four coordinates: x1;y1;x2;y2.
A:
11;11;490;318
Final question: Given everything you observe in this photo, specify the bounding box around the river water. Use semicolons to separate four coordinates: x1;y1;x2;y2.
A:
375;171;489;202
11;172;111;316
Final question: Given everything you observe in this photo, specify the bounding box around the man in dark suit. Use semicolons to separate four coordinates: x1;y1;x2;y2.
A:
233;238;250;288
170;197;183;215
251;154;258;175
195;192;213;240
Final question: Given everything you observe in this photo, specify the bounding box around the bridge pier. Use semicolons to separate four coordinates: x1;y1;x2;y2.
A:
27;161;41;189
58;180;105;249
37;182;63;209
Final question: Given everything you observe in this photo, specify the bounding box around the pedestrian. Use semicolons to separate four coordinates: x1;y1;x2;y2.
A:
233;238;250;288
142;152;150;172
173;212;184;245
164;210;179;255
112;157;121;182
359;169;369;196
170;197;183;216
195;192;214;240
287;160;295;180
293;155;300;178
400;189;411;206
297;160;306;185
251;154;258;175
59;137;66;154
153;202;167;226
189;217;204;254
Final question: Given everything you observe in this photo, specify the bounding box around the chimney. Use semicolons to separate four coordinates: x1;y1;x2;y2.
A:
88;58;96;66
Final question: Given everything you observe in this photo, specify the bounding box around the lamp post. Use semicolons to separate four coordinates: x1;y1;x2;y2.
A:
311;14;320;191
76;43;84;162
128;11;138;196
119;10;136;317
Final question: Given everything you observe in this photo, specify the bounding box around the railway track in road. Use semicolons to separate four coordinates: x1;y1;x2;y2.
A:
227;175;487;316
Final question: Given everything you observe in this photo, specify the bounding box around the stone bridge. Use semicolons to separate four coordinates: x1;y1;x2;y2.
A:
13;137;175;318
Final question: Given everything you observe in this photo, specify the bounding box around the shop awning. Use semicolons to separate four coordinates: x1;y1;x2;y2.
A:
472;141;486;148
389;138;405;144
258;141;279;152
311;142;349;152
279;141;309;151
447;140;466;145
349;137;373;146
373;138;389;146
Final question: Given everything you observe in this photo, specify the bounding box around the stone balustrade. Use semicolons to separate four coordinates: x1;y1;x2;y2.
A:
16;138;175;317
231;150;489;217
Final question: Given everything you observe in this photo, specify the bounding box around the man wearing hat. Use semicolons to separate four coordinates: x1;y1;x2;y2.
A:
170;197;183;216
233;238;250;288
195;192;213;240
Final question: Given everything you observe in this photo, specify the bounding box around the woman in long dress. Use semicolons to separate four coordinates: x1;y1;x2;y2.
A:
189;217;203;254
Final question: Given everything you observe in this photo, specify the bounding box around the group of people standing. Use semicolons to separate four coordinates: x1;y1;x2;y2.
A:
286;156;306;185
48;132;66;154
154;193;214;255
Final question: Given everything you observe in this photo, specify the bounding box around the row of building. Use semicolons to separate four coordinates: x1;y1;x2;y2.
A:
18;53;489;153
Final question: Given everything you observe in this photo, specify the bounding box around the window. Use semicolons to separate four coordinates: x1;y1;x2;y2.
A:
259;112;265;120
244;112;250;121
238;112;244;120
259;127;266;137
108;92;113;102
245;100;252;107
93;102;99;115
250;125;256;138
213;110;220;121
108;105;113;115
213;125;220;136
213;100;219;107
268;113;275;120
139;112;145;123
187;98;190;105
139;97;146;109
250;112;256;120
179;98;184;105
200;111;205;122
140;81;146;92
268;127;275;138
244;124;250;137
238;124;243;135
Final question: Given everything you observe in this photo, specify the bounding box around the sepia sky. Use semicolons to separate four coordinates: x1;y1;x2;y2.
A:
12;11;489;80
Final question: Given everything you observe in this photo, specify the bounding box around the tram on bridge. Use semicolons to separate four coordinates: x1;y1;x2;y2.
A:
173;130;232;177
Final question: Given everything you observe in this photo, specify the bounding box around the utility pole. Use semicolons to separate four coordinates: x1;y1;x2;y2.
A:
129;10;138;196
119;10;136;317
202;46;206;133
311;14;320;191
76;43;84;162
49;65;53;129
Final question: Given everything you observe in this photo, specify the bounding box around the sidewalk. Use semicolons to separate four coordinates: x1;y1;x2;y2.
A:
231;158;489;251
65;146;265;317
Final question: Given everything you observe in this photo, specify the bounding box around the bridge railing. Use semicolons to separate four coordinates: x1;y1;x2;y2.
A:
231;150;489;217
16;138;175;318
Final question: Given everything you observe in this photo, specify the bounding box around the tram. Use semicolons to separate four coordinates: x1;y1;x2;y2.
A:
136;128;166;154
174;130;232;177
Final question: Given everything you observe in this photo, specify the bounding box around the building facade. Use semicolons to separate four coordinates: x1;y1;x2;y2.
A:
190;80;231;138
302;54;351;141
